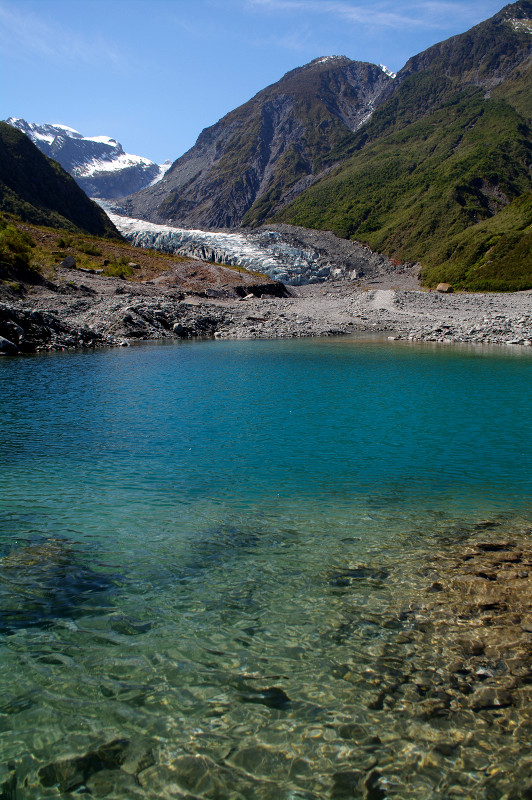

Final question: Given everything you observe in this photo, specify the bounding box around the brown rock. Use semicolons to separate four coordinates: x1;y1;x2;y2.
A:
470;687;513;710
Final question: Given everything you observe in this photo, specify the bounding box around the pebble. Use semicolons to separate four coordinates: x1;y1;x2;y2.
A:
1;272;531;351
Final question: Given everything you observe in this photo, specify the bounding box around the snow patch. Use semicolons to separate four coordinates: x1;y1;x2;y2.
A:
32;132;56;144
85;135;119;145
379;64;396;79
73;152;156;177
50;123;83;135
313;55;345;65
508;17;532;34
149;161;173;186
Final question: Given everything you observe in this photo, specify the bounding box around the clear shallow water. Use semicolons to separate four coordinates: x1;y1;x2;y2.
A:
1;337;531;798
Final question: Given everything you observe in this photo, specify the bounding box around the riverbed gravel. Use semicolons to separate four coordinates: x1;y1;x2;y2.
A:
0;266;531;353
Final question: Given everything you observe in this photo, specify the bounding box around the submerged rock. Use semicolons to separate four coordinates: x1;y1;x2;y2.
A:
38;739;132;793
238;685;291;710
329;565;390;587
0;537;116;633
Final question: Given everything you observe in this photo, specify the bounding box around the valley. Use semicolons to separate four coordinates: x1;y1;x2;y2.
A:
1;216;530;354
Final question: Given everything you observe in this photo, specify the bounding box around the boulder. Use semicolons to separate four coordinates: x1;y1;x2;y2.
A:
436;283;453;293
60;255;76;269
0;335;19;355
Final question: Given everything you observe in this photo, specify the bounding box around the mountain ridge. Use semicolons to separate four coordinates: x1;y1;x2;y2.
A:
118;57;393;228
0;121;121;238
5;118;171;200
273;0;532;289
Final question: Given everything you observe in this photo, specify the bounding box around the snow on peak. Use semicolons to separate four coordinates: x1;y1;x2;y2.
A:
51;123;83;135
311;55;347;67
74;151;155;177
379;64;396;79
85;135;119;145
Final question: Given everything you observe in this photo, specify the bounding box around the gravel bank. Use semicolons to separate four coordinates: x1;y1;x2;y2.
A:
207;282;532;346
0;268;531;354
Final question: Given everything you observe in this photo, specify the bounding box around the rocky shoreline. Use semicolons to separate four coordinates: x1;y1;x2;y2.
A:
0;265;531;354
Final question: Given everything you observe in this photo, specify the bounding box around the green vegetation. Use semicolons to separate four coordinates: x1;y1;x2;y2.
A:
0;215;38;279
76;241;102;257
420;191;532;291
258;3;532;290
274;18;532;291
102;256;134;279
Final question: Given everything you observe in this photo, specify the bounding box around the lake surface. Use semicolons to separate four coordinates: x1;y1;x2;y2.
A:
1;337;531;798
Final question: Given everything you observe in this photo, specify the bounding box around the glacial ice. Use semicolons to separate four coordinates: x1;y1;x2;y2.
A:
108;214;333;285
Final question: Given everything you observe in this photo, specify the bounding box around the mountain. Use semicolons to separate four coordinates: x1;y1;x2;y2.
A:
274;0;532;290
0;121;121;238
5;118;171;200
118;57;394;228
114;0;531;290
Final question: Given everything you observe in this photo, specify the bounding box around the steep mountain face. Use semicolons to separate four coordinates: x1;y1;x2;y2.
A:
5;119;170;199
396;0;532;91
0;122;121;237
118;57;393;228
275;0;532;289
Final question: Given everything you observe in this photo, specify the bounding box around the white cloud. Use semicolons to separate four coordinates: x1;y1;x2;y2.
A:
0;3;130;72
246;0;500;30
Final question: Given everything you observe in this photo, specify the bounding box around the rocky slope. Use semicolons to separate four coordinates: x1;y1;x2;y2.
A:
0;122;120;238
118;58;393;228
5;118;170;199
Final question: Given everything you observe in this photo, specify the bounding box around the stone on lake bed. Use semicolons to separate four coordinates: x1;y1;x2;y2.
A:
38;739;130;792
0;537;116;633
329;565;390;586
470;687;514;711
238;685;291;709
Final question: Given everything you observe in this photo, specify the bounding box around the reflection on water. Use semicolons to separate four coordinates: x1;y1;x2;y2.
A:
0;337;531;798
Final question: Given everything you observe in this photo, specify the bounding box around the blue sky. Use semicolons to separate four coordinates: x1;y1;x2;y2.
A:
1;0;505;163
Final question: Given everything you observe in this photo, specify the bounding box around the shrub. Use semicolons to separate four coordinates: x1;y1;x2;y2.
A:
0;221;34;273
56;236;73;248
77;241;102;256
103;257;134;279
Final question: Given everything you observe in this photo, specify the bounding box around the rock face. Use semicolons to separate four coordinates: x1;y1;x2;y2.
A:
0;538;115;632
5;118;170;199
118;57;393;228
394;0;532;92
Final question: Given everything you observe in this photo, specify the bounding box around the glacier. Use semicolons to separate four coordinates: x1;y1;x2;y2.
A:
107;213;392;286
